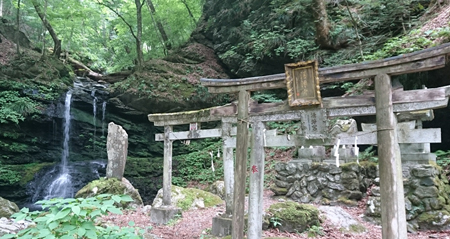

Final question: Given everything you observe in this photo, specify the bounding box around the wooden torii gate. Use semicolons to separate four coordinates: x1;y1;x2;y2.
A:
148;43;450;239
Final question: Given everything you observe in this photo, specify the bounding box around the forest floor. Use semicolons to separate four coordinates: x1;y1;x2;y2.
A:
102;189;450;239
102;147;450;239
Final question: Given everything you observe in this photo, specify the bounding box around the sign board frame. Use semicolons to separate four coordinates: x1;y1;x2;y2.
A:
285;60;322;107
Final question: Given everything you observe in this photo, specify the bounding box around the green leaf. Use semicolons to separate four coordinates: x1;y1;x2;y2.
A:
62;224;77;231
120;195;134;202
54;208;71;220
106;207;123;215
47;221;59;231
85;229;98;239
60;235;74;239
112;195;122;203
81;221;96;230
37;229;51;238
0;234;16;239
72;205;81;215
128;221;135;226
77;227;86;237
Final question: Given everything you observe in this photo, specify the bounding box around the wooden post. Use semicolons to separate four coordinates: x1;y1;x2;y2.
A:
222;121;234;215
248;121;265;239
375;73;407;239
232;90;250;239
163;125;173;206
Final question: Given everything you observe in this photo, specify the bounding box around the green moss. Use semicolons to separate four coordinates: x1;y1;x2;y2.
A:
75;177;143;207
359;160;377;168
417;210;450;224
267;201;320;226
337;196;358;206
20;163;55;185
340;162;359;172
174;186;223;211
348;224;366;233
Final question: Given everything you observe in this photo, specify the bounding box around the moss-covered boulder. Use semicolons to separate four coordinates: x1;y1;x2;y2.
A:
75;177;143;208
0;197;19;218
265;201;321;233
208;181;225;199
152;185;223;211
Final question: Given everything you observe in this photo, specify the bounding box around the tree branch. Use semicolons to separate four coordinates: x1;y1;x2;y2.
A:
96;0;137;40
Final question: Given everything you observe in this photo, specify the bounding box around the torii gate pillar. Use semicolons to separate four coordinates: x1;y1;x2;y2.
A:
375;73;407;238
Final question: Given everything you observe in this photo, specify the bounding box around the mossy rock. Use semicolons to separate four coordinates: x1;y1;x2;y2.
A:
0;196;19;218
75;177;143;208
417;210;450;230
152;185;223;211
265;201;320;233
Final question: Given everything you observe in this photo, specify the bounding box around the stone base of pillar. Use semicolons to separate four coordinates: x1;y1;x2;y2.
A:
150;206;181;225
211;214;232;237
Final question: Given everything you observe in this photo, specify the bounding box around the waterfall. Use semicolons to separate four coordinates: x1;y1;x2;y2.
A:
92;90;98;155
102;101;107;136
44;90;74;200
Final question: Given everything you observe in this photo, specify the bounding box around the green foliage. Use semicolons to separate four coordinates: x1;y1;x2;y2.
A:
435;150;450;169
0;161;21;186
359;146;378;163
251;91;283;103
0;194;143;239
0;91;42;124
173;139;224;186
269;216;282;227
266;121;299;135
306;225;325;237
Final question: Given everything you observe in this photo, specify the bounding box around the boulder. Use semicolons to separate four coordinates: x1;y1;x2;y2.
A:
0;197;19;218
319;206;366;233
152;185;223;211
209;181;225;199
75;177;143;208
264;201;320;233
0;217;34;237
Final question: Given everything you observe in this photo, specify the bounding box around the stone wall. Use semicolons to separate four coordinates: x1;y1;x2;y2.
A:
272;161;450;231
271;161;378;205
366;164;450;231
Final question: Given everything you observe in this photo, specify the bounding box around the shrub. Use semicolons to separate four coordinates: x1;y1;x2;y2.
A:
0;194;144;239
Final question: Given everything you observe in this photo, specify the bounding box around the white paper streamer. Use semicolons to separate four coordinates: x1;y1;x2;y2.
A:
334;139;341;167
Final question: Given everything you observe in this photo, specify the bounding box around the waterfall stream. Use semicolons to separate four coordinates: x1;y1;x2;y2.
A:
28;80;108;206
31;91;75;201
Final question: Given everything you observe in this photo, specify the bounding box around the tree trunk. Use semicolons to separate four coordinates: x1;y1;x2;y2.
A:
180;0;196;25
31;0;61;58
147;0;171;51
0;0;3;17
134;0;144;71
42;0;47;57
15;0;20;56
312;0;333;49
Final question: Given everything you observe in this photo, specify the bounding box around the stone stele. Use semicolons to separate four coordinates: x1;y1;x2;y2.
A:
106;122;128;180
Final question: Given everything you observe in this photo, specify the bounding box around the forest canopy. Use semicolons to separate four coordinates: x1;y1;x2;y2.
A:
0;0;203;72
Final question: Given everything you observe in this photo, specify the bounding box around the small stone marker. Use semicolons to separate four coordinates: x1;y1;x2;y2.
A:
106;122;128;180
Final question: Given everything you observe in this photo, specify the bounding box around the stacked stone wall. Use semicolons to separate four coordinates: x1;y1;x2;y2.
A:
271;161;378;204
272;161;450;231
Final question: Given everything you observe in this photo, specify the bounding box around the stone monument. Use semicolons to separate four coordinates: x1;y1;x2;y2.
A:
106;122;128;180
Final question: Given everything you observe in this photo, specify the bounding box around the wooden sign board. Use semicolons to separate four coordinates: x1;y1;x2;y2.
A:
285;60;321;107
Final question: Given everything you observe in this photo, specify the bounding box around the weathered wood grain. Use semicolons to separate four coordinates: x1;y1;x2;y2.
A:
375;74;407;239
